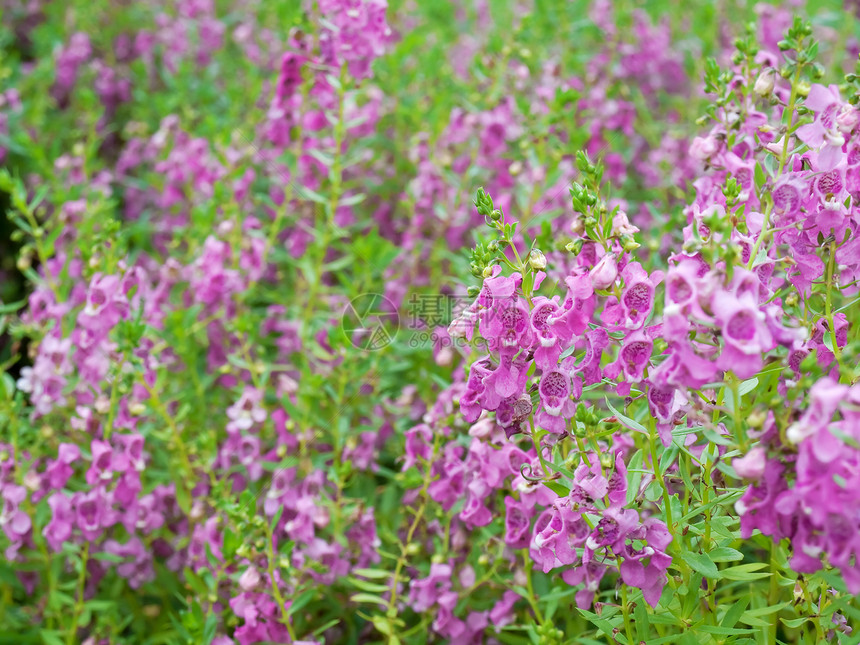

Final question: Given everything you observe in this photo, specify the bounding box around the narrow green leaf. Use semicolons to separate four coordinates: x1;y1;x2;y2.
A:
350;593;388;607
709;547;744;562
680;552;721;579
605;399;647;433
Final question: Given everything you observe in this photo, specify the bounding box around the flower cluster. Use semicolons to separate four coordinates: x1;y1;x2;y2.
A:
2;2;860;644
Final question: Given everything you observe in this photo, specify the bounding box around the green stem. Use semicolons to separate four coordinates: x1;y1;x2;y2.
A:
824;240;844;379
140;379;194;482
66;542;89;645
649;419;674;541
767;540;780;645
301;64;348;334
523;556;545;625
263;519;297;642
385;435;440;635
728;373;748;452
621;584;634;645
103;352;126;441
746;65;802;271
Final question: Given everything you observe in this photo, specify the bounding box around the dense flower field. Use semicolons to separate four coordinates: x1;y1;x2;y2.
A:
2;0;860;643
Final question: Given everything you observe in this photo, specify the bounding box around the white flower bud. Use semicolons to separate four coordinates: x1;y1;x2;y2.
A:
753;68;776;97
528;249;547;270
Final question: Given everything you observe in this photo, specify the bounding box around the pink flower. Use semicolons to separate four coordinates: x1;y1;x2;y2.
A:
733;447;767;480
590;253;618;290
796;84;856;169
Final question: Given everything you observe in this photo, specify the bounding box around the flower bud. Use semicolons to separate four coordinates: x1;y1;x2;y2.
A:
589;253;618;290
23;469;41;490
565;239;583;255
689;135;718;161
836;104;860;133
753;68;776;97
239;566;261;591
747;409;767;428
142;605;161;618
733;447;766;481
621;235;640;252
528;249;547;270
482;266;494;279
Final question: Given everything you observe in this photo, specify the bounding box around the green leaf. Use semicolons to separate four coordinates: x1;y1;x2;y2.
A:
696;624;755;635
350;593;388;607
680;552;721;579
287;589;316;616
270;506;285;532
780;616;809;628
738;377;759;396
295;185;327;205
202;613;218;644
40;632;65;645
352;568;391;579
742;602;790;617
720;563;771;581
626;450;644;506
702;426;733;446
174;479;192;514
223;527;240;560
721;595;749;628
660;442;680;473
754;162;767;192
348;577;390;593
0;299;25;314
709;547;744;562
544;480;571;497
90;551;125;563
541;459;578;482
605;399;647;433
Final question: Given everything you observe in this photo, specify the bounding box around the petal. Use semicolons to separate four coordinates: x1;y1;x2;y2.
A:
804;84;838;112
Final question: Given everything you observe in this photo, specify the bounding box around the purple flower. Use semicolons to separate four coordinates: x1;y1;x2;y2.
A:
562;561;607;609
43;493;74;551
797;84;856;169
45;443;81;490
619;262;662;330
733;446;767;480
590;253;618;290
1;485;32;542
714;290;773;379
226;387;267;431
503;496;532;549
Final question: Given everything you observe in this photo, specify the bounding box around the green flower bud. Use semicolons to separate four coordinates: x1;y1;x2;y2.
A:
528;249;547;270
565;240;582;256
